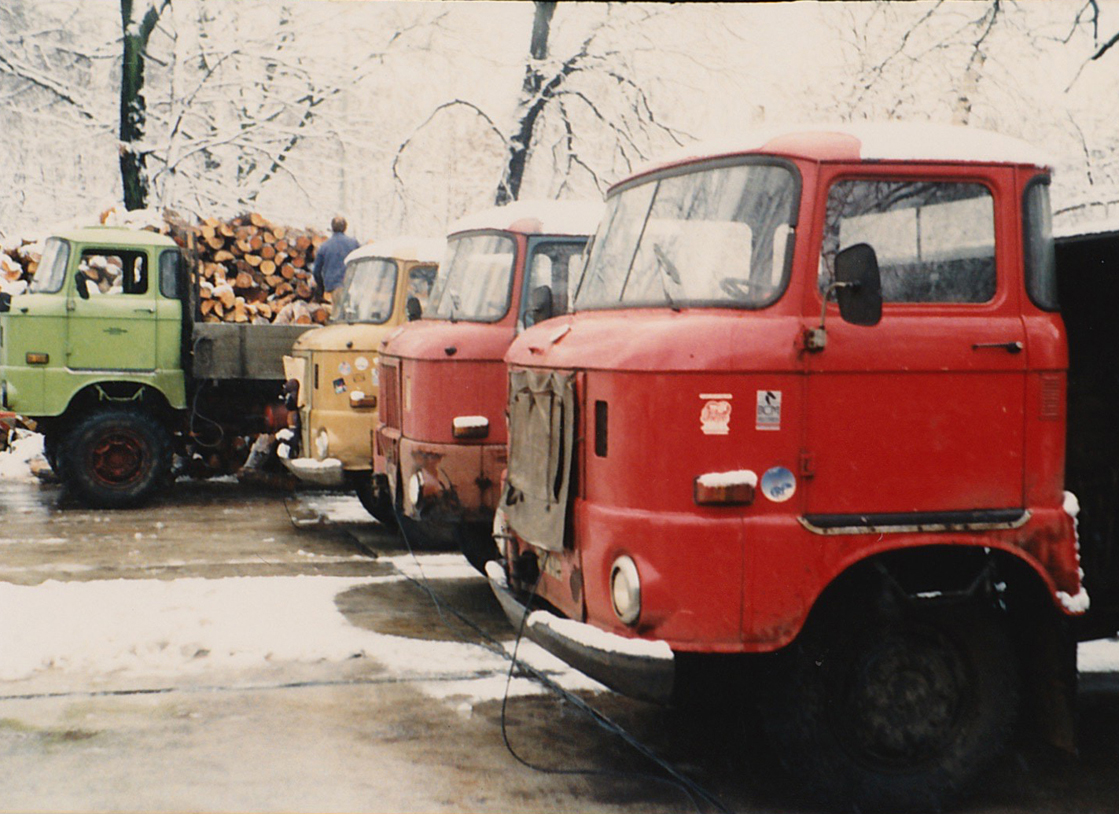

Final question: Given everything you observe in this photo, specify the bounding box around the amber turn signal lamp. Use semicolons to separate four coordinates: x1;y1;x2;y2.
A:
25;352;48;365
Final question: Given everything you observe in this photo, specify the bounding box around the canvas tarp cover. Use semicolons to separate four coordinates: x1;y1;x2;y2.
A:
503;368;576;552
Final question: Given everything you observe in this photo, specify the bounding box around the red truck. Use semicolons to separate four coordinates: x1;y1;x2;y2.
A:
375;200;601;568
487;124;1116;810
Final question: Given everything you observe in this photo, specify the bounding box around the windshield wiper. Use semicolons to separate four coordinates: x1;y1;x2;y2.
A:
652;244;682;312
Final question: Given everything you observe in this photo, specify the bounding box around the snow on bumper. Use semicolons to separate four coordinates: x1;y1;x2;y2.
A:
282;456;346;487
485;560;674;704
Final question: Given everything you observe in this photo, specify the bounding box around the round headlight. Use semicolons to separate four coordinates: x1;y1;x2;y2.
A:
407;471;425;509
610;555;641;626
314;428;330;460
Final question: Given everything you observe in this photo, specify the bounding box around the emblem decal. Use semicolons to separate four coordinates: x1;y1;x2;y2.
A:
700;393;733;436
761;466;797;503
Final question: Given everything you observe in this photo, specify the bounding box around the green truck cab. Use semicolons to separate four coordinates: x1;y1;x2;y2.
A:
0;226;313;507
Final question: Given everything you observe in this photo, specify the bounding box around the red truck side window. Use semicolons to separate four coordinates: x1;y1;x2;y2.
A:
819;180;996;304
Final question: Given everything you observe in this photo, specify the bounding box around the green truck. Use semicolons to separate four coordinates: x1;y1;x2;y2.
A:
0;226;314;507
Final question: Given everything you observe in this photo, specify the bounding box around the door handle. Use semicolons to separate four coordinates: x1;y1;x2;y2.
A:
972;341;1023;354
133;307;155;314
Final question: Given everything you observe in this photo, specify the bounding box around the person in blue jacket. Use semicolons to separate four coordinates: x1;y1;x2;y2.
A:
312;215;360;298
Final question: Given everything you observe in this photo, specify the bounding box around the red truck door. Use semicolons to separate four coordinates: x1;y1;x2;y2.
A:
802;171;1027;522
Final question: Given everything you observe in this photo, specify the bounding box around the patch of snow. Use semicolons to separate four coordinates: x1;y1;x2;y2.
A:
0;431;44;481
0;574;603;705
346;237;445;265
449;199;603;238
383;553;479;582
1058;587;1091;614
452;415;488;430
294;492;370;524
1079;638;1119;673
637;123;1050;184
696;469;758;489
1064;491;1080;519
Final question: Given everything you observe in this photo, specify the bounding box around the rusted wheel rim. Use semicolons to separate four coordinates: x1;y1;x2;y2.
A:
90;432;147;485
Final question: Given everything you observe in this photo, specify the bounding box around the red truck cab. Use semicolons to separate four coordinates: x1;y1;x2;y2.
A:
375;200;601;568
489;124;1091;810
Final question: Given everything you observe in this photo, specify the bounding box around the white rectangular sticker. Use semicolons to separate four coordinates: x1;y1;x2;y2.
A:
756;390;782;431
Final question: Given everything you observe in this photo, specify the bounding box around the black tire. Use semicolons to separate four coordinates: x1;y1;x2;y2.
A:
762;600;1020;812
455;521;499;575
62;408;172;509
349;471;397;529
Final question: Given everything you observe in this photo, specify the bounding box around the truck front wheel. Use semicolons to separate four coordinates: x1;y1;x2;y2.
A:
63;409;172;508
350;472;397;530
763;601;1020;812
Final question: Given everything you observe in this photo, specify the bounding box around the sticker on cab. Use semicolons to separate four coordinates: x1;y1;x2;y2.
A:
333;378;347;394
355;356;370;371
700;394;732;436
756;390;782;431
339;361;353;376
761;466;796;503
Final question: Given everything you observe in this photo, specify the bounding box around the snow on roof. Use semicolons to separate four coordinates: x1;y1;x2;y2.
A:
448;199;604;238
54;226;178;247
628;122;1051;185
345;236;445;265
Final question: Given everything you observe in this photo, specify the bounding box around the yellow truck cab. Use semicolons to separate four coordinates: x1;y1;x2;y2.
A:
279;237;441;522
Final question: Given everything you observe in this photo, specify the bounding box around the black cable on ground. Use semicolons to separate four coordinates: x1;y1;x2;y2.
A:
384;501;735;814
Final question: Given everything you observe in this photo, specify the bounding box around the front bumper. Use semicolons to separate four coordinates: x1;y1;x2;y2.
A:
281;456;346;487
485;560;675;704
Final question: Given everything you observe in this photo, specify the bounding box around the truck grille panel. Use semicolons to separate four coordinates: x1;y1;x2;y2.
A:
382;361;402;430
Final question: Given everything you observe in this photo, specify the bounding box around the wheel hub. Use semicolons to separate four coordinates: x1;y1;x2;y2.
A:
841;630;966;766
91;433;146;485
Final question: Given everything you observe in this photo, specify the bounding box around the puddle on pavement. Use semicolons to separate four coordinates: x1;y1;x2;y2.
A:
335;577;508;645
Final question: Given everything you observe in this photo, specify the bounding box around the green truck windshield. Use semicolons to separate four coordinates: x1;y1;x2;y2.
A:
29;238;70;294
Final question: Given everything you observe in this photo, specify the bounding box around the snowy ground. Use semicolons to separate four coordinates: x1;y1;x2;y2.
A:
0;433;1117;813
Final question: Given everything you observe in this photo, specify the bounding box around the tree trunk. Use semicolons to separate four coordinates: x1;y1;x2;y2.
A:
495;1;556;205
119;0;165;211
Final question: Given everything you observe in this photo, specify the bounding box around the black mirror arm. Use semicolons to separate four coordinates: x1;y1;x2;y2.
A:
806;280;860;351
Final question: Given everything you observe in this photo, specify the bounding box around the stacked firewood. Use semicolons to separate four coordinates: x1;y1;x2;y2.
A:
0;239;42;296
189;213;331;325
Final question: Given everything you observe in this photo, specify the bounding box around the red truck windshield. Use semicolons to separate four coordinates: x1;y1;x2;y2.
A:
427;233;516;322
574;160;798;310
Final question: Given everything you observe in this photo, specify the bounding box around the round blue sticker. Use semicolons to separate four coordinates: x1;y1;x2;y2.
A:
761;466;796;503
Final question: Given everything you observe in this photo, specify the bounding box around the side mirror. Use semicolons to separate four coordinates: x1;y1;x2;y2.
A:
524;285;553;328
74;272;90;300
834;243;882;327
405;296;422;321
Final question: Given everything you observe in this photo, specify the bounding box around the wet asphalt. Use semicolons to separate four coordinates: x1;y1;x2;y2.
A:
0;476;1115;814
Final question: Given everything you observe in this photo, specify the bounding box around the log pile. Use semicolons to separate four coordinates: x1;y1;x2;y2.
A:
0;240;42;296
0;210;333;325
189;213;331;325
